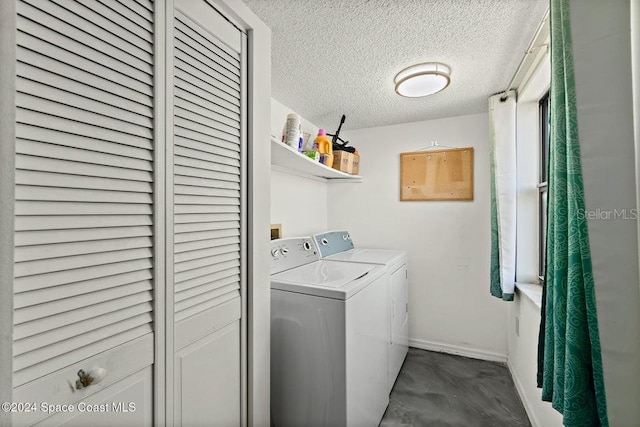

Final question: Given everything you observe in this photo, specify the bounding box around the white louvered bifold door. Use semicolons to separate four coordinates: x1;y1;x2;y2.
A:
172;6;243;338
13;0;155;388
171;2;244;423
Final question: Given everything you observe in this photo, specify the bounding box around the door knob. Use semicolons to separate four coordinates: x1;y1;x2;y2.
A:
75;368;106;390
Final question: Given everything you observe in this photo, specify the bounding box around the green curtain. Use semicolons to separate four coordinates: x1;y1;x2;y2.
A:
537;0;608;426
489;93;517;302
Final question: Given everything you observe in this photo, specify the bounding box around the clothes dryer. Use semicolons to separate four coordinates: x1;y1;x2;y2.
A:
313;230;409;391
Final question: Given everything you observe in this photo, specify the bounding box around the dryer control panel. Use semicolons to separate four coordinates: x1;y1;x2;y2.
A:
270;237;319;275
313;230;355;258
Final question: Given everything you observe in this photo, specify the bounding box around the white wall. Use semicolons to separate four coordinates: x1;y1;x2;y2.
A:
570;1;640;425
270;98;328;237
327;113;509;361
508;48;562;427
508;294;563;427
270;169;328;237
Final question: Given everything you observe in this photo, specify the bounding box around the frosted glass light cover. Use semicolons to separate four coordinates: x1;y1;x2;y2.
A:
394;62;451;97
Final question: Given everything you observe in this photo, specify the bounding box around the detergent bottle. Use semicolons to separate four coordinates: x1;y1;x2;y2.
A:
314;129;333;166
282;113;301;150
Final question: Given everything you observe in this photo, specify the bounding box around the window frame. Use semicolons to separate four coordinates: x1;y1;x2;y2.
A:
538;92;550;282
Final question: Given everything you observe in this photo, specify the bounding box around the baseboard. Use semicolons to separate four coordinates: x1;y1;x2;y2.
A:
507;361;540;427
409;338;508;363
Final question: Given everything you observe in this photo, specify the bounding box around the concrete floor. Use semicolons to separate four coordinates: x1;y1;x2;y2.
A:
380;348;531;427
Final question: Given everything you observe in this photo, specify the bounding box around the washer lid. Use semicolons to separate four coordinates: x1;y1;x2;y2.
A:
271;260;381;300
326;248;407;267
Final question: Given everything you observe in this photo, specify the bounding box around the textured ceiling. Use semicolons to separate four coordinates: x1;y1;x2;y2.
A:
242;0;547;131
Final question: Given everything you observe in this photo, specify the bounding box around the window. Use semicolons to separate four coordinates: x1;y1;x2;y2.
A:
539;92;550;280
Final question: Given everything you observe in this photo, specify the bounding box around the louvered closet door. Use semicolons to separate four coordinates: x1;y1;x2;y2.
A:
13;0;155;389
171;1;244;424
173;4;242;340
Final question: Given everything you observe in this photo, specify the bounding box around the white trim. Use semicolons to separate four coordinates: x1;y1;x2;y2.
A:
271;164;328;184
515;51;550;284
213;1;272;425
163;1;176;423
632;0;640;296
516;43;549;99
0;1;15;424
519;52;551;103
515;282;543;309
272;164;362;185
409;339;508;363
507;361;540;427
153;1;167;425
239;31;248;427
505;9;549;94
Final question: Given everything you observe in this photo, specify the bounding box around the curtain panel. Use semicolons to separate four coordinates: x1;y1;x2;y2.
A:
489;92;517;301
537;0;608;425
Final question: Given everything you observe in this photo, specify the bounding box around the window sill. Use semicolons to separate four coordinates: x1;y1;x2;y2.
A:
515;282;543;309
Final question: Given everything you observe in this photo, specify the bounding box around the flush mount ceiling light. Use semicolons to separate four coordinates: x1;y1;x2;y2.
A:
394;62;451;98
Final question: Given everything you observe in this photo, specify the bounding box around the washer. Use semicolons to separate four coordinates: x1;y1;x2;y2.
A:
313;230;409;392
270;237;389;427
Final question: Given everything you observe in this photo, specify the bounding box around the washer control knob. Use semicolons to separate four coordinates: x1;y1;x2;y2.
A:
281;247;289;255
346;234;351;240
321;238;329;246
303;241;312;251
271;248;280;257
342;234;348;240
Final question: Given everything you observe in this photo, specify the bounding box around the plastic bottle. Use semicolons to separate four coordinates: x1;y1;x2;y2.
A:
314;129;333;166
302;136;319;161
282;113;301;150
301;131;315;152
297;124;304;151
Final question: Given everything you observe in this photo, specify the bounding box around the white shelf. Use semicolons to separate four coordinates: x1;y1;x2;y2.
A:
270;138;362;182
